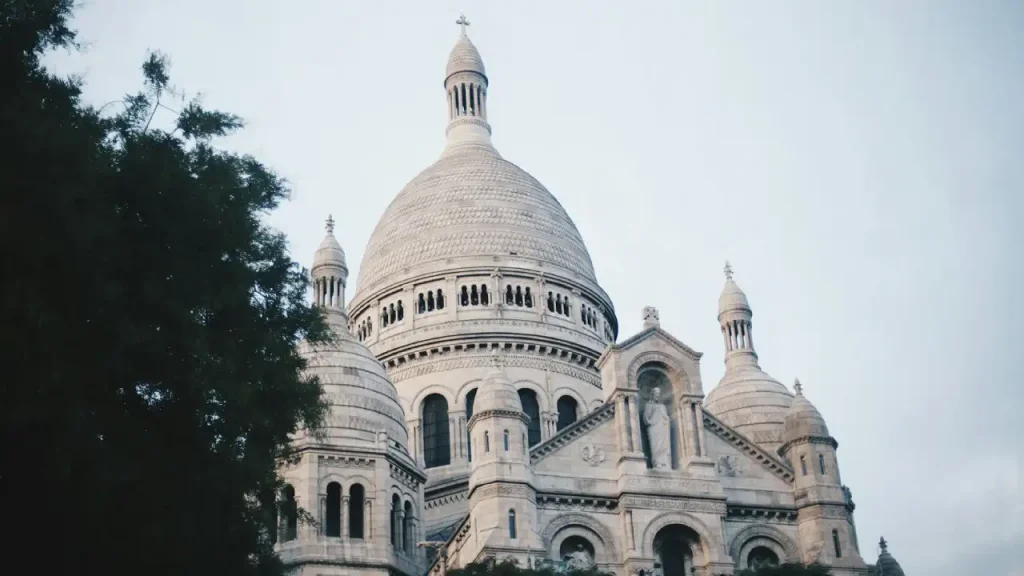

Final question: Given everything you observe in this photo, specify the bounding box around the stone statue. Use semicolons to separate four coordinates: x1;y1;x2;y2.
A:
643;387;672;469
564;544;593;570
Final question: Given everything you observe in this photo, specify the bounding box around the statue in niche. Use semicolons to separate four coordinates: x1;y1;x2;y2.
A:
563;544;593;570
643;387;672;469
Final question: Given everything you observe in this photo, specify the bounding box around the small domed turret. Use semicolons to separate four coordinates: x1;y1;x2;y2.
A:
874;537;905;576
782;379;831;444
473;363;524;416
311;215;348;314
446;19;486;81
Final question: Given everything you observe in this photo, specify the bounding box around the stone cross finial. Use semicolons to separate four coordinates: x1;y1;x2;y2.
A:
642;306;660;329
456;13;470;36
325;214;335;234
879;537;888;553
724;260;734;280
794;378;803;396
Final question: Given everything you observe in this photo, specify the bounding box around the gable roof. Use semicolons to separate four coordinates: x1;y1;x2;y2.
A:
530;400;616;466
598;326;703;368
702;410;795;484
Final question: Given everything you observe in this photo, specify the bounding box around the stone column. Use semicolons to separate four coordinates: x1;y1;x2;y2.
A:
395;507;405;551
627;393;643;453
449;415;458;462
615;395;631;452
319;494;327;536
694;402;707;457
678;402;694;458
341;495;350;538
365;499;373;539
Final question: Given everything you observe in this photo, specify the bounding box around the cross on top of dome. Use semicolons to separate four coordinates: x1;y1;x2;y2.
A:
456;13;470;36
724;260;734;280
325;214;335;235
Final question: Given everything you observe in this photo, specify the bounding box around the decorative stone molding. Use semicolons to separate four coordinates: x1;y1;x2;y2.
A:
726;505;798;523
702;411;794;483
389;348;601;387
778;434;839;455
627;351;689;388
390;463;421;491
469;482;535;501
424;490;467;510
530;401;615;465
580;444;606;466
620;496;726;515
640;511;723;562
540;513;618;560
798;505;849;521
318;454;375;469
536;494;616;511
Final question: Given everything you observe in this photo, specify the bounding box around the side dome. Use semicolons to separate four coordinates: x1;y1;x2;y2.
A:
705;368;793;445
353;146;599;298
781;379;830;444
446;35;486;81
300;319;409;449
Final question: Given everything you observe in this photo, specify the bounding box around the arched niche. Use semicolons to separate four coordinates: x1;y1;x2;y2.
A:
728;525;799;567
636;365;681;469
641;512;723;567
541;513;618;564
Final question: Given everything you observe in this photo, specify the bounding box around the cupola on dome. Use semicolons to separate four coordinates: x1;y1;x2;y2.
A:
472;358;523;416
313;215;347;271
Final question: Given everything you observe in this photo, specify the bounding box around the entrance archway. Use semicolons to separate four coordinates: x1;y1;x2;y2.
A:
653;524;702;575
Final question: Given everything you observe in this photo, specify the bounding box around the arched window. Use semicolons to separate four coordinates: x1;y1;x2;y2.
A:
747;546;780;569
437;289;444;309
460;83;467;115
525;287;533;308
390;494;400;548
470;284;480;305
819;453;826;475
465;389;477;462
348;484;365;538
547;291;554;312
325;482;341;537
832;529;842;558
800;455;808;476
469;82;475;115
562;296;570;316
515;286;523;306
461;285;470;306
506;285;514;304
518;389;542;447
381;307;388;327
397;300;404;320
262;487;278;545
557;396;579;431
403;501;414;552
581;306;587;323
508;509;517;539
555;294;563;314
418;293;426;313
503;429;510;451
484;430;490;453
281;485;297;542
427;291;435;311
480;285;489;305
422;395;451;468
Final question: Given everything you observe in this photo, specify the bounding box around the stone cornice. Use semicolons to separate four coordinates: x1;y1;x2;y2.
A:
702;411;795;483
726;504;798;523
468;408;530;427
387;344;602;388
529;401;615;465
778;434;839;455
536;493;617;511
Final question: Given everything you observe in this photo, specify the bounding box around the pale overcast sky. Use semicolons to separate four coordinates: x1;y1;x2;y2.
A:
47;1;1022;574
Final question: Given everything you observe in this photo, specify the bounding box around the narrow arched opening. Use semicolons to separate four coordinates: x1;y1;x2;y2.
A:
557;395;579;431
348;484;365;539
281;485;297;542
653;524;701;575
747;546;780;569
325;482;341;537
518;388;542;447
422;394;451;468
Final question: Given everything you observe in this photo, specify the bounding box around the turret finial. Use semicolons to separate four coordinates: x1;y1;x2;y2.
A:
723;260;734;280
325;214;335;235
456;13;470;36
879;537;888;553
794;378;803;396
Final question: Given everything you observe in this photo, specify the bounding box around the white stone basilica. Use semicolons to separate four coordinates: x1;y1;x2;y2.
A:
274;18;904;576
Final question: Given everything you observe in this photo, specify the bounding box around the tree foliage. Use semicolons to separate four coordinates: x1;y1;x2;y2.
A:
736;563;832;576
449;558;613;576
1;1;329;574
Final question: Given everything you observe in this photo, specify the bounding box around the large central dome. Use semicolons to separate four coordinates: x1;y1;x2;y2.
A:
354;145;597;298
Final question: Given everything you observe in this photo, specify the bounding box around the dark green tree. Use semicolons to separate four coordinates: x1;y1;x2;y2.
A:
736;562;832;576
1;1;329;575
448;558;613;576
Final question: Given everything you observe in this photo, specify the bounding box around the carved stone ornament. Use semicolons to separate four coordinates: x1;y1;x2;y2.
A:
581;444;606;466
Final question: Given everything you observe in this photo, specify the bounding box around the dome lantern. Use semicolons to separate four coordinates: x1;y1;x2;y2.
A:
312;214;348;316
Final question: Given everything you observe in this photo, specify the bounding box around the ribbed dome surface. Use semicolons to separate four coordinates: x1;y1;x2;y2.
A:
300;314;408;448
313;233;346;269
705;368;793;449
473;367;523;416
718;278;751;316
782;385;830;444
446;35;486;80
354;145;597;297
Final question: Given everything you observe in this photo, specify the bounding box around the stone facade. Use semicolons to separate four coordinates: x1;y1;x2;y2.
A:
282;20;879;576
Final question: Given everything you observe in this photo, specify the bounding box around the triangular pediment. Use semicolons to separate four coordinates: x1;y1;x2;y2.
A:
599;326;703;368
702;410;795;484
529;401;617;468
